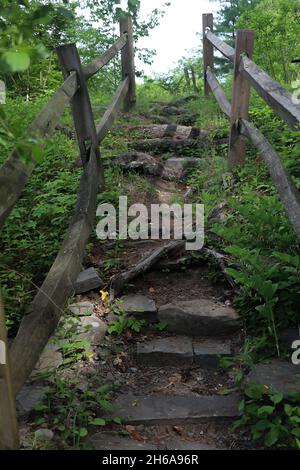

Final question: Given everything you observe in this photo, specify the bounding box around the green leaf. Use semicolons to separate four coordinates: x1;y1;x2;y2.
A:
79;427;88;438
257;406;275;417
245;383;265;400
291;428;300;438
4;51;30;72
90;418;106;426
253;419;271;431
270;392;283;405
265;427;280;447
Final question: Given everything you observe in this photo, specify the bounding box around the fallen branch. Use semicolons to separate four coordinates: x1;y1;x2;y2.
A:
110;240;185;299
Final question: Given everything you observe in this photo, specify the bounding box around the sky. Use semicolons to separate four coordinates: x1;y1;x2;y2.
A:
134;0;220;76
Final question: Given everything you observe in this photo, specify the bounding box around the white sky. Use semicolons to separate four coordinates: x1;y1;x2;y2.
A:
135;0;220;76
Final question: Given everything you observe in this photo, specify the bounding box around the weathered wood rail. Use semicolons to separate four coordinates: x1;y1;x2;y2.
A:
203;13;300;242
0;15;136;449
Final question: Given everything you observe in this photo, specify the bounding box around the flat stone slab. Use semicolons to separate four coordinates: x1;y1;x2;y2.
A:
121;294;157;323
158;299;240;337
114;394;240;425
17;385;49;416
246;360;300;398
31;344;63;378
137;337;231;368
89;433;156;450
162;157;199;181
137;336;194;366
78;316;107;346
69;301;94;316
193;339;232;368
74;267;104;294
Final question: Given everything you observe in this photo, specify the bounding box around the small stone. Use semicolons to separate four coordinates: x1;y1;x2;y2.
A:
17;385;49;417
35;429;54;441
74;268;104;294
121;294;157;323
78;316;107;346
69;301;94;316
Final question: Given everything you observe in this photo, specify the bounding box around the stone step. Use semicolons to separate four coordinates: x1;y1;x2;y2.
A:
89;433;217;450
158;299;240;337
114;394;240;425
137;336;231;368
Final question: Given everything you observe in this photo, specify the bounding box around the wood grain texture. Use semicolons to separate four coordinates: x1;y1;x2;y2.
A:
96;77;129;143
0;292;19;449
83;34;127;80
228;29;254;171
206;69;231;118
240;56;300;130
203;14;214;97
205;31;235;62
120;17;136;111
10;147;101;394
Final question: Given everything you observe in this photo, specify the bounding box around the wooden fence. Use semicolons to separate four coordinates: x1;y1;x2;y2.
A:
203;13;300;242
0;15;136;449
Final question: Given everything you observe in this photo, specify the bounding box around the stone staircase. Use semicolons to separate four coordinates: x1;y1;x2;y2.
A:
92;297;241;450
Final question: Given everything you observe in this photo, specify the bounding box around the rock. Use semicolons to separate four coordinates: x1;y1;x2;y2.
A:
89;433;156;450
158;299;240;337
35;429;54;441
162;157;199;181
78;316;107;346
114;152;163;176
74;268;104;294
137;337;194;366
17;385;49;417
246;360;300;398
193;339;232;368
69;301;94;317
114;393;240;425
162;105;189;116
121;294;157;323
31;344;63;378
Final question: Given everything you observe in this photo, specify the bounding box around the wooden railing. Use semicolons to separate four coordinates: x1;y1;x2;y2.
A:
203;13;300;242
0;15;136;449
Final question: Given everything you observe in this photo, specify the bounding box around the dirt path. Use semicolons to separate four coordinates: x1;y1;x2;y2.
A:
16;101;254;451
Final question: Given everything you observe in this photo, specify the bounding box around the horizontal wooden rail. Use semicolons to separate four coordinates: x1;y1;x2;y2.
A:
206;69;231;118
10;147;101;394
96;77;129;143
240;56;300;130
240;119;300;239
0;73;79;230
206;31;235;62
83;34;128;81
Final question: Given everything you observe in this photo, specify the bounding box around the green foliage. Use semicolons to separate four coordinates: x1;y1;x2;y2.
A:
108;300;146;335
237;0;300;84
235;384;300;449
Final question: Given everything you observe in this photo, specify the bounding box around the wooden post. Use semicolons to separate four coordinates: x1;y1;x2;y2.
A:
228;30;255;171
203;13;214;97
191;66;199;95
0;291;19;449
120;16;136;111
56;43;102;173
184;67;191;89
